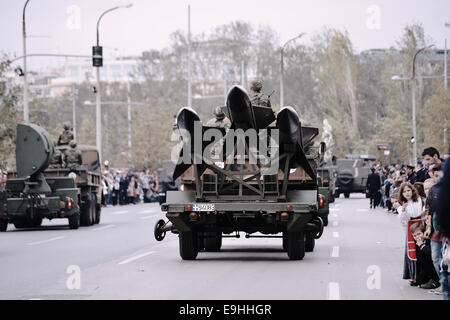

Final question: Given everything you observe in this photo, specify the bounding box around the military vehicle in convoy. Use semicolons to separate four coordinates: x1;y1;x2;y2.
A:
154;86;327;260
0;123;102;231
335;154;376;198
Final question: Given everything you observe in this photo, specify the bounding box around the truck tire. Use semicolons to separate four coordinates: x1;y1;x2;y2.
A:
31;217;42;227
179;231;198;260
305;232;315;252
287;231;305;260
81;193;95;226
282;232;288;251
68;213;80;229
0;219;7;232
344;192;350;198
197;232;205;251
13;219;34;229
335;191;340;198
204;231;221;252
94;193;101;224
321;214;329;226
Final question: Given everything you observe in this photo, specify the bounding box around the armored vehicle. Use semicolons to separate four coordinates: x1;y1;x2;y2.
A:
154;86;326;260
335;154;376;198
0;123;102;231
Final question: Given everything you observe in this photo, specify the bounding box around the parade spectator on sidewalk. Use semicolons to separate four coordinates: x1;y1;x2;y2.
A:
397;182;424;286
410;222;440;289
112;171;121;206
436;154;450;300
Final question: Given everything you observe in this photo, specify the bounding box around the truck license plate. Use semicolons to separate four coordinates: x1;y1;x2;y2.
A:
192;204;215;212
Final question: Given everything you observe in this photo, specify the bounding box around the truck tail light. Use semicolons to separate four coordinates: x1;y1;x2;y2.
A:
66;198;73;210
189;212;198;220
186;204;192;211
318;194;325;207
286;205;293;211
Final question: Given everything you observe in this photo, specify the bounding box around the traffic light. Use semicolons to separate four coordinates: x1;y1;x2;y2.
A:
92;46;103;67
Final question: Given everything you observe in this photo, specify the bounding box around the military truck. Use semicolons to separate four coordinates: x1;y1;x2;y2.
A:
154;86;326;260
335;154;376;198
0;123;102;231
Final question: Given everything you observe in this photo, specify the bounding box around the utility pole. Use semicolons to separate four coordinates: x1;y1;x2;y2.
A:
187;5;192;108
71;83;78;141
280;33;305;108
445;38;448;89
127;81;132;161
22;0;31;123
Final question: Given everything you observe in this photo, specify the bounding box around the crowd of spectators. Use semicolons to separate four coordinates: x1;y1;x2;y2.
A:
102;169;161;206
366;146;450;300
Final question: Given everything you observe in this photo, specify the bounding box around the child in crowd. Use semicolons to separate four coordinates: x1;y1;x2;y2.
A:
390;193;400;214
410;222;440;289
397;182;424;286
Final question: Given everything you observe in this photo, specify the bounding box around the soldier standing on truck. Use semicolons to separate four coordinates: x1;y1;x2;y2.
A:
249;80;271;108
205;107;231;160
205;107;231;129
64;140;82;169
48;141;65;169
58;122;74;146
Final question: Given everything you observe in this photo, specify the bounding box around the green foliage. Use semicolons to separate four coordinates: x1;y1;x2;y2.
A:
0;57;20;170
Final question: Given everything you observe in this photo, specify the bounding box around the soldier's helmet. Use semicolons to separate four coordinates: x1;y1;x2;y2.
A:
63;121;71;130
250;80;263;92
69;140;77;148
214;106;225;120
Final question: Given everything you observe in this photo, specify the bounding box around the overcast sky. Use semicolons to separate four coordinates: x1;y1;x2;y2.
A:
1;0;450;70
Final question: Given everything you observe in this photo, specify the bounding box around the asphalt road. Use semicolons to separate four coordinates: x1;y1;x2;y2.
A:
0;194;442;300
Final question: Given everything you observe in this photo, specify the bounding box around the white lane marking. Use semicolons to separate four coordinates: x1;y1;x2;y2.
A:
327;282;341;300
138;210;156;214
92;224;115;231
330;208;340;212
113;210;128;215
333;232;339;238
357;209;369;212
140;215;159;220
118;251;155;265
29;298;43;300
331;246;340;258
27;236;65;246
332;221;339;227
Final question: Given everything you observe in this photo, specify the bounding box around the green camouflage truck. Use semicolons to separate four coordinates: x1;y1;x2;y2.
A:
0;123;102;231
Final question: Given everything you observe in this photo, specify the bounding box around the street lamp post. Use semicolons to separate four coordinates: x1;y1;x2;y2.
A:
94;4;133;161
280;33;305;108
22;0;31;123
411;45;433;166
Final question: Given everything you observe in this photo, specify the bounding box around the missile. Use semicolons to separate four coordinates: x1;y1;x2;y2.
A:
222;85;275;130
276;106;316;180
172;107;205;180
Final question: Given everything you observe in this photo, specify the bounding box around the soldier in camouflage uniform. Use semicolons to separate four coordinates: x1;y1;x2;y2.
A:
249;80;271;108
64;140;82;170
205;107;231;161
48;141;65;169
205;106;231;129
58;122;74;146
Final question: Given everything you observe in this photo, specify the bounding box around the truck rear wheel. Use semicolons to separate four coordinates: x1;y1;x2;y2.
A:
93;193;101;224
282;232;288;251
0;219;7;232
179;231;198;260
204;231;222;252
68;213;80;229
305;232;315;252
13;219;34;229
81;193;95;226
287;231;305;260
344;192;350;198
